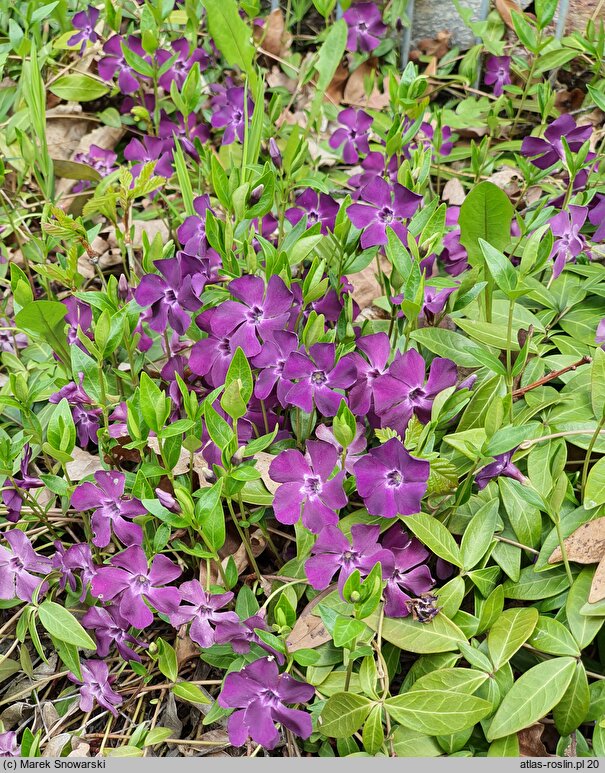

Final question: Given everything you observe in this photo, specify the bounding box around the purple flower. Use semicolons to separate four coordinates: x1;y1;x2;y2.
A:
315;422;367;474
380;527;434;617
210;87;254;145
68;6;99;54
403;121;453;159
0;318;27;353
549;205;588;278
597;318;605;346
98;36;148;94
0;731;19;757
135;254;206;335
329;108;373;164
343;2;387;53
521;115;592;170
91;546;181;629
214;614;284;663
283;342;357;416
0;530;51;602
269;441;347;533
269;138;282;168
63;297;93;349
218;657;314;750
589;195;605;243
285;189;339;234
52;542;95;601
204;275;293;358
349;332;391;417
68;660;123;716
72;144;118;193
311;276;360;324
170;581;237;647
159;113;209;158
157;38;209;90
251;331;299;405
476;451;525;490
305;524;390;592
354;437;429;518
176;196;214;255
123;136;174;180
347;178;422;248
420;285;456;323
71;471;146;548
373;348;458;435
82;606;147;662
2;445;43;523
484;56;511;97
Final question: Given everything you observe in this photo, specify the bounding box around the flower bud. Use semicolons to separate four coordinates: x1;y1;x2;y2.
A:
118;274;130;301
155;487;179;513
269;138;282;169
249;184;264;206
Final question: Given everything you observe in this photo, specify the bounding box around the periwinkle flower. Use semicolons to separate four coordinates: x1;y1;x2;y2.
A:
347;178;422;248
269;137;282;168
373;348;458;435
214;613;284;662
1;445;43;523
0;530;51;602
72;145;118;193
50;374;102;447
170;581;238;647
312;276;359;324
343;2;387;53
158;113;210;158
68;660;123;716
349;332;391;417
305;524;390;592
0;318;27;354
68;5;99;54
484;56;512;97
82;606;147;662
597;318;605;346
218;657;314;750
403;121;453;159
420;285;456;323
98;36;148;94
91;545;181;629
176;195;214;255
380;527;434;618
441;228;468;276
521;114;592;170
52;542;95;600
589;195;605;243
123;135;174;180
71;471;146;548
329;108;373;164
315;422;367;474
476;450;525;490
157;38;209;90
251;330;299;405
211;87;254;145
549;205;588;278
282;342;357;417
269;441;347;533
285;189;339;234
0;731;19;757
354;437;429;518
205;275;293;358
135;254;206;335
62;297;93;349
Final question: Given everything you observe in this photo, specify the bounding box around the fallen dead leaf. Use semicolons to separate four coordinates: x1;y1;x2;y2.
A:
255;452;279;495
410;31;452;60
486;166;523;198
555;88;586;113
286;586;335;652
343;60;390;110
65;446;104;481
326;61;349;104
68;738;91;758
589;559;605;603
254;9;291;59
175;624;200;667
495;0;522;28
442;177;466;206
146;437;211;484
548;517;605;564
42;734;71;758
350;254;390;314
518;723;549;757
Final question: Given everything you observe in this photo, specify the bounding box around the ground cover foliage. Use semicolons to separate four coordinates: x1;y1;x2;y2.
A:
1;0;605;758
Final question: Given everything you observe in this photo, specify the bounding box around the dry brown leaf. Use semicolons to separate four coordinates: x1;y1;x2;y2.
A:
486;166;523;198
350;254;390;313
442;178;466;206
495;0;522;28
589;556;605;602
42;734;70;758
555;88;586;113
410;31;452;60
326;61;349;104
146;437;211;484
343;60;390;110
67;738;91;758
254;9;291;59
548;517;605;564
65;447;104;481
286;586;335;652
255;452;279;494
175;624;200;667
518;723;549;757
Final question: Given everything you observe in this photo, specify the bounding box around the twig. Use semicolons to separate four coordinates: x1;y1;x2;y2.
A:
512;356;591;398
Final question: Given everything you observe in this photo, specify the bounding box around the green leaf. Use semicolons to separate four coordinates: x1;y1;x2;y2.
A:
362;704;384;755
460;497;498;571
479;240;517;295
157;638;178;682
487;734;520;756
140;373;169;434
385;690;492;736
405;513;462;567
333;616;368;648
486;657;576;740
411;327;506;375
319;692;373;738
392;726;442;757
0;658;20;684
49;73;110;102
203;0;255;86
528;616;581;657
366;612;466;653
499;477;542;549
566;567;605;649
144;727;173;747
502;565;571;600
553;662;590;736
194;480;225;552
592;348;605;419
458;181;514;268
409;668;488;695
487;607;538;670
204;402;234;452
38;601;95;649
172;682;211;705
225;347;253;404
585;457;605;509
15;300;69;364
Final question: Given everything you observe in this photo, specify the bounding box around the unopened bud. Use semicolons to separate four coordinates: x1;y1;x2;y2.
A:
269;138;282;169
118;274;130;301
350;591;361;603
249;184;264;206
231;446;246;466
155;487;179;513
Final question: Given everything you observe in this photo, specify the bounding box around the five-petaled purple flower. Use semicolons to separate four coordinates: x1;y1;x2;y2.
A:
476;450;526;490
349;332;391;418
68;6;99;54
380;526;434;617
549;205;588;278
343;2;387;53
170;581;238;648
283;342;357;417
52;542;95;601
285;189;339;234
329;108;373;164
123;135;174;180
71;471;146;548
177;195;214;255
211;87;254;145
68;660;123;716
269;441;347;533
521;115;592;169
157;38;209;90
251;331;299;405
347;178;422;248
305;524;390;593
91;545;181;629
218;657;314;750
98;36;148;94
82;605;147;662
2;444;43;523
0;530;51;602
354;437;429;518
373;348;458;435
0;732;19;758
214;613;285;663
484;56;511;97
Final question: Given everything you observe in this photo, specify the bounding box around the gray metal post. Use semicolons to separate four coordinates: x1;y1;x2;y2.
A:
400;0;415;68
